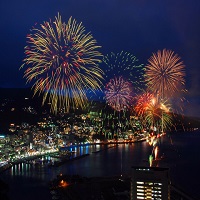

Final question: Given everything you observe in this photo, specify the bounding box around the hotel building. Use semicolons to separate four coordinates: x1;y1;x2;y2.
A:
130;166;170;200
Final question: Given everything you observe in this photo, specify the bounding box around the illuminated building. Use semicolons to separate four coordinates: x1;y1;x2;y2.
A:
26;132;33;149
130;166;170;200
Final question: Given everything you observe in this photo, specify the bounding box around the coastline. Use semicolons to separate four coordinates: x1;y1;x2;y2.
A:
0;138;147;173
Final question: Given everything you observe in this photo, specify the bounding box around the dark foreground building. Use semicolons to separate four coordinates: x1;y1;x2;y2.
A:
130;166;170;200
49;169;197;200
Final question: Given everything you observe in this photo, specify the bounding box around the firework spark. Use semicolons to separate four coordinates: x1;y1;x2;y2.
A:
103;51;144;92
20;13;104;114
144;49;186;99
105;76;133;111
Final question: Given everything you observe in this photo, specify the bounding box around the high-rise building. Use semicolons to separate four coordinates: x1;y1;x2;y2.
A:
130;166;170;200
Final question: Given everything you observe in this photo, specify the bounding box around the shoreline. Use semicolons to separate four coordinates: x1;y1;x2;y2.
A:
0;138;147;173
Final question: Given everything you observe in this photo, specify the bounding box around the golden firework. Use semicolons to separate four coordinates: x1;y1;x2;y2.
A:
21;13;104;114
145;49;185;99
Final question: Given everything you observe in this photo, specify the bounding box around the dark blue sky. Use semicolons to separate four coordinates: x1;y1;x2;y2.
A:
0;0;199;117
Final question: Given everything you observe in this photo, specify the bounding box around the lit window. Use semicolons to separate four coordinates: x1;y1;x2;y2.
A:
137;189;144;192
154;187;161;190
137;168;150;171
137;192;144;196
137;186;144;188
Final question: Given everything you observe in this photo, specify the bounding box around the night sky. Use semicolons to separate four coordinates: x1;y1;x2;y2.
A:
0;0;200;117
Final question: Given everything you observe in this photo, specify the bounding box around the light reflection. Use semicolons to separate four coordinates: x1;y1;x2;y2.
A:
11;165;14;176
18;163;21;171
85;145;89;154
154;146;158;160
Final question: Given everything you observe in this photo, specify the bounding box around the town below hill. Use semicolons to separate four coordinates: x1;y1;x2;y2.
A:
0;87;200;133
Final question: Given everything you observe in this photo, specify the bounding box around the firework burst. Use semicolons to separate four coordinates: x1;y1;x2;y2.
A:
20;13;104;114
144;49;186;99
103;51;144;93
105;76;133;111
134;92;154;117
134;91;172;132
145;97;172;132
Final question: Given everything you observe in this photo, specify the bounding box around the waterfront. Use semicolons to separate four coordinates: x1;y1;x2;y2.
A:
1;131;200;200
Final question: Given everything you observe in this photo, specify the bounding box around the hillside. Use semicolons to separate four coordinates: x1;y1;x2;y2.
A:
0;88;200;133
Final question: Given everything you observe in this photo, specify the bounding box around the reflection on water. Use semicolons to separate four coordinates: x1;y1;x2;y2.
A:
1;133;200;200
1;143;152;200
8;144;104;179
